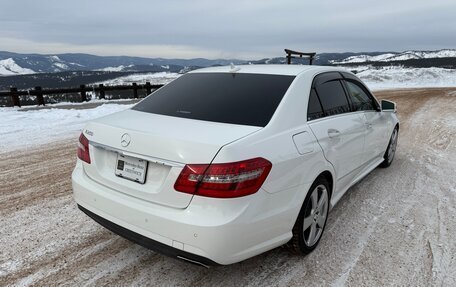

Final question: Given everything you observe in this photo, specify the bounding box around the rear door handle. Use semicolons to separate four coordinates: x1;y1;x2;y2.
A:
365;122;372;129
327;129;341;138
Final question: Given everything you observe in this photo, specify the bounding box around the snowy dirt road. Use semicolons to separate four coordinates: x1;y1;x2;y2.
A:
1;88;455;286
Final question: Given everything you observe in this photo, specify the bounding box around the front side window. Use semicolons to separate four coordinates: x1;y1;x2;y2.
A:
133;73;295;127
315;80;351;116
344;80;375;111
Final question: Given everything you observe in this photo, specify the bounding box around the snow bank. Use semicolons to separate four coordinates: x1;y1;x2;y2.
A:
42;98;135;107
0;104;133;153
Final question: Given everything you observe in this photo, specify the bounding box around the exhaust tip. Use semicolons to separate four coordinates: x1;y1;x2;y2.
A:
177;256;210;268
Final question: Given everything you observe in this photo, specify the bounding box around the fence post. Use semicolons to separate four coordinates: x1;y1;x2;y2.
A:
10;87;21;107
80;84;87;102
99;84;105;99
132;83;138;98
145;82;152;95
35;86;45;106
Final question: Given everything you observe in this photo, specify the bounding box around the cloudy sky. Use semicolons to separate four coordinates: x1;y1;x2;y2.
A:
1;0;455;59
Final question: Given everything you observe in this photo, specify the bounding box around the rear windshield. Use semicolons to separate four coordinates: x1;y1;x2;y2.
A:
132;73;295;127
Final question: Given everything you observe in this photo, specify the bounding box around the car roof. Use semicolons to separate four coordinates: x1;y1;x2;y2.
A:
189;64;344;76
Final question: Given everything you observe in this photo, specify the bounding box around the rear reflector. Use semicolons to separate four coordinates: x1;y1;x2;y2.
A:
174;157;272;198
77;133;91;164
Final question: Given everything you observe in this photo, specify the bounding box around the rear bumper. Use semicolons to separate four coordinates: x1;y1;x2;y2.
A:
72;161;304;265
77;204;218;266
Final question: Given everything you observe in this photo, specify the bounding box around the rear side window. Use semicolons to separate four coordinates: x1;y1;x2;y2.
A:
315;80;350;116
307;89;324;121
133;73;295;127
344;80;375;111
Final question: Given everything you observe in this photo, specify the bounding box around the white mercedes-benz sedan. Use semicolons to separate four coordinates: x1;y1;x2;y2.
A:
72;65;399;266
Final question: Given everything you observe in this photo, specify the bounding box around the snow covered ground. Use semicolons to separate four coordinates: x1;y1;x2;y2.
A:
0;88;455;286
0;63;456;286
0;72;180;153
0;58;34;75
331;49;456;64
90;72;180;86
95;65;134;72
0;104;133;153
352;66;456;91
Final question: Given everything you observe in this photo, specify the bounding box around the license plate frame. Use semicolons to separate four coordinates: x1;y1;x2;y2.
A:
115;154;148;184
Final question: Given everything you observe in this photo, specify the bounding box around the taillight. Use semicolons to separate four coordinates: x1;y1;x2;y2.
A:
77;133;91;164
174;157;272;198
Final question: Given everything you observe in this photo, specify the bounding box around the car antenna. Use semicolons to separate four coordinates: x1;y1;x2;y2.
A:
230;63;241;73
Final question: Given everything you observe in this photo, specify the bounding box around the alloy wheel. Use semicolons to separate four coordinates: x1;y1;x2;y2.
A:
303;184;329;247
387;128;398;163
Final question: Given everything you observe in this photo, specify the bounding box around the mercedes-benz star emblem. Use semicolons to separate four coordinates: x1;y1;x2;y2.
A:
120;133;131;147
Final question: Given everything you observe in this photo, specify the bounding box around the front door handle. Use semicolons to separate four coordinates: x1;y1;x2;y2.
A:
328;129;341;138
365;122;372;129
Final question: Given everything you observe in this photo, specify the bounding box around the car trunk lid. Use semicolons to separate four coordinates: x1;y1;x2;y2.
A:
81;109;261;208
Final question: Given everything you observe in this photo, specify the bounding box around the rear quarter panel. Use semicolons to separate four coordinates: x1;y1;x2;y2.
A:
211;72;337;233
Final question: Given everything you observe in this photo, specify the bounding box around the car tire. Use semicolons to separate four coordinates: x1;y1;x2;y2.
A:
287;176;330;255
379;126;398;168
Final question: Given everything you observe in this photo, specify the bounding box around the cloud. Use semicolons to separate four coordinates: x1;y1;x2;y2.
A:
0;37;254;59
0;0;455;59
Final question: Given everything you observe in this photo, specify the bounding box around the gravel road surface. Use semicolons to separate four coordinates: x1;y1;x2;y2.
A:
1;88;455;286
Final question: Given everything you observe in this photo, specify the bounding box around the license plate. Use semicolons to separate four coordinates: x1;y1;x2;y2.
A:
115;154;148;184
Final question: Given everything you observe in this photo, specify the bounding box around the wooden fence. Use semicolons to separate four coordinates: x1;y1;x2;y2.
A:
0;82;164;107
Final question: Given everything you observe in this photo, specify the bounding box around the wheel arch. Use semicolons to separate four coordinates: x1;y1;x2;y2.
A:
319;170;334;200
286;169;334;254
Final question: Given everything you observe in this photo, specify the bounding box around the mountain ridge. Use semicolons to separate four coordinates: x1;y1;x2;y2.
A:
330;49;456;64
0;50;397;76
1;49;455;76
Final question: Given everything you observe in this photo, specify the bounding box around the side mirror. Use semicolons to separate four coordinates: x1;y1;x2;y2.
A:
381;100;397;113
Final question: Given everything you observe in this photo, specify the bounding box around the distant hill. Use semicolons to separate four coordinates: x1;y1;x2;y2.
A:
250;52;392;66
0;51;246;75
330;49;456;64
1;49;455;77
1;49;456;93
0;71;134;90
